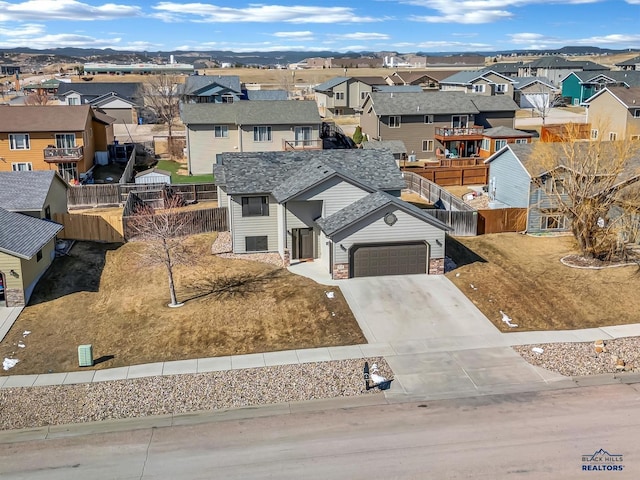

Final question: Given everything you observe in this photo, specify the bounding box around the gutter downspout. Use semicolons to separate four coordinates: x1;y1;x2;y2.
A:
238;124;243;152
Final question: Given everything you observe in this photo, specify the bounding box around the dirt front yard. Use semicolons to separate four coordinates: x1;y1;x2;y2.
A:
446;233;640;332
1;233;365;375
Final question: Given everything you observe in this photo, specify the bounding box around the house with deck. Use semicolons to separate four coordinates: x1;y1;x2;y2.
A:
214;150;451;279
439;70;515;96
561;71;640;106
0;105;115;183
518;57;609;86
56;82;142;124
313;76;387;117
182;100;322;175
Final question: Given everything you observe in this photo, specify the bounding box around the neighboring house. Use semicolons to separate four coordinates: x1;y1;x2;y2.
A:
181;75;243;103
214;150;452;279
561;70;640;106
480;62;524;78
518;57;609;86
584;86;640;141
0;207;63;307
22;79;61;97
182;100;322;175
56;82;142;124
361;140;408;164
512;77;556;109
244;89;288;101
384;70;458;90
478;127;533;158
0;105;115;182
0;170;68;219
439;70;515;96
313;76;387;117
616;55;640;71
484;143;640;235
360;91;518;160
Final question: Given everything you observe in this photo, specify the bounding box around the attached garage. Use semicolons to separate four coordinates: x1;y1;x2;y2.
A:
352;243;427;277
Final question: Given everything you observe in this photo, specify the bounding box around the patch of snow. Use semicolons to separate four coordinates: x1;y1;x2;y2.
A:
532;347;544;354
470;284;478;290
3;358;19;370
17;342;25;348
23;331;31;337
325;291;335;299
499;310;519;328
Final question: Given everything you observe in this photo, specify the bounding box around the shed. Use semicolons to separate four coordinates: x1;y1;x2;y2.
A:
135;168;172;185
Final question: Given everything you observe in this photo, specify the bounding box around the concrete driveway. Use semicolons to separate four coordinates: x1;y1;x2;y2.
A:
338;274;502;344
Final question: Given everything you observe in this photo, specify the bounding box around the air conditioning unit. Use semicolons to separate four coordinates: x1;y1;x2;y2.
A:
78;344;94;367
408;154;417;162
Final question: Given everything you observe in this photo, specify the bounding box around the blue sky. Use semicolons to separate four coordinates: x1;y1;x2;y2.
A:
0;0;638;53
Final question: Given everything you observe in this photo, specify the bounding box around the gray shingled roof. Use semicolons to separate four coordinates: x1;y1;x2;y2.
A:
440;71;488;85
245;89;288;101
316;190;452;237
181;100;321;125
362;140;407;155
183;75;242;95
512;76;554;89
56;82;142;102
374;85;422;93
0;105;114;132
367;91;479;115
215;150;405;196
0;207;63;259
482;126;533;138
524;56;608;70
616;56;640;67
480;62;524;74
469;94;519;112
569;70;640;87
0;171;67;211
313;77;349;92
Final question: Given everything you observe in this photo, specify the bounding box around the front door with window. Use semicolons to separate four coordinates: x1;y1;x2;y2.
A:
292;228;314;259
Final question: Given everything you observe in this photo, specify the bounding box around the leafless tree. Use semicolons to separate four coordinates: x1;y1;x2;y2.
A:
531;123;640;261
24;92;50;105
278;70;295;98
127;193;193;307
139;75;183;157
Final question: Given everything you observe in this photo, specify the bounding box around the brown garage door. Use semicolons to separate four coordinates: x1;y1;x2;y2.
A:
352;243;428;278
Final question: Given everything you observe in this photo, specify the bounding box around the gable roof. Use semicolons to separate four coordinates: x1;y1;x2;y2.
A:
512;76;555;90
316;190;452;237
215;150;406;196
440;70;513;85
361;140;407;155
388;70;456;84
524;56;608;71
482;126;533;138
135;167;171;178
468;94;519;112
244;89;288;101
0;207;63;259
90;92;139;108
0;171;68;211
366;91;479;115
568;70;640;87
351;76;388;86
56;82;142;105
0;105;114;132
616;55;640;67
181;100;321;125
183;75;242;95
313;77;349;92
583;86;640;108
480;62;524;75
374;85;423;93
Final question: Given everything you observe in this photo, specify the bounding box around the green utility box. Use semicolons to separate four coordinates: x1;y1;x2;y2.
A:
78;344;94;367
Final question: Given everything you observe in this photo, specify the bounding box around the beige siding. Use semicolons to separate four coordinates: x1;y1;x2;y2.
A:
43;178;69;217
332;206;446;264
0;253;23;295
587;93;631;139
238;124;319;152
284;201;322;258
230;194;279;253
348;81;372;110
187;124;238;175
20;240;56;301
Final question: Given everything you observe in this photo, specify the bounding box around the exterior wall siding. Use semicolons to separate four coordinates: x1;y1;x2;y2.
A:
187;124;237;175
0;253;23;306
0;132;83;173
587;95;628;140
285;201;322;258
488;150;531;207
43;179;69;217
331;206;446;265
293;177;369;216
20;239;56;303
230;194;279;253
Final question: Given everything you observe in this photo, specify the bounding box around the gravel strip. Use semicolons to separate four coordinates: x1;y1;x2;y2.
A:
0;358;391;431
212;231;285;267
513;337;640;377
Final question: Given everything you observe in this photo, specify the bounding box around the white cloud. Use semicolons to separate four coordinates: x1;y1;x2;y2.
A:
508;31;640;49
272;31;314;39
329;32;390;40
0;33;123;49
152;3;384;23
393;40;493;51
0;0;142;22
0;23;44;37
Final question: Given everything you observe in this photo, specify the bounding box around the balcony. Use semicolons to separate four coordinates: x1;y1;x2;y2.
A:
283;139;323;151
435;126;484;141
43;146;84;163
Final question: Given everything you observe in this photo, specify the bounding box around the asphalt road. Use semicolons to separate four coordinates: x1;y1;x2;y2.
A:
1;383;638;479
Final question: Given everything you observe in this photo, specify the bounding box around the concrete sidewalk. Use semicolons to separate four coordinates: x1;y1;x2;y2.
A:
0;307;23;343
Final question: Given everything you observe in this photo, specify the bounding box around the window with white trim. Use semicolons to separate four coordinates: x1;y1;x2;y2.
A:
424;115;433;124
389;115;401;128
214;125;228;138
11;162;32;171
631;135;640;141
496;83;508;93
609;132;618;141
335;92;345;100
9;134;30;150
634;109;640;118
541;211;567;230
515;138;528;144
241;196;269;217
253;126;272;142
472;84;486;93
481;138;490;151
360;91;368;101
422;139;434;152
591;129;599;140
495;139;507;150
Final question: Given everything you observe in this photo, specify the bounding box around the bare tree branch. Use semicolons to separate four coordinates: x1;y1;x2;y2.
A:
139;75;183;158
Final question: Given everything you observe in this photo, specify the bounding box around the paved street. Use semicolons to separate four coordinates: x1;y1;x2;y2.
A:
1;383;638;479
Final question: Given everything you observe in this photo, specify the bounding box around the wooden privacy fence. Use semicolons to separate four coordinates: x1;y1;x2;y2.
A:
53;212;124;243
477;208;527;234
68;182;217;207
402;165;488;187
122;207;228;240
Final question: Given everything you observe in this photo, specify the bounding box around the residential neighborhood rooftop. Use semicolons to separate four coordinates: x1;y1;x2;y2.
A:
0;171;67;211
180;100;321;125
0;207;63;260
0;105;114;132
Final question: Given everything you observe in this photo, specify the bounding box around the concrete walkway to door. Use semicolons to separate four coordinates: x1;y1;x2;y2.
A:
0;307;24;342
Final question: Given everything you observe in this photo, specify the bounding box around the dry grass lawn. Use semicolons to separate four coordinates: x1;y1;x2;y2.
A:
0;233;364;375
446;234;640;332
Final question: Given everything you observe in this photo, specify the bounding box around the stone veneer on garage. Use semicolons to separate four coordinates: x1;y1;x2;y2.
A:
429;258;445;275
5;288;25;308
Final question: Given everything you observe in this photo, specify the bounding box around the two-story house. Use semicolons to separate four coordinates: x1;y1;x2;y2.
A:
518;56;609;86
214;149;451;279
616;55;640;71
512;77;556;109
384;70;458;90
584;86;640;141
561;71;640;106
181;75;243;103
182;100;322;175
313;76;387;117
439;70;516;96
0;105;115;183
56;82;143;124
360;91;518;161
